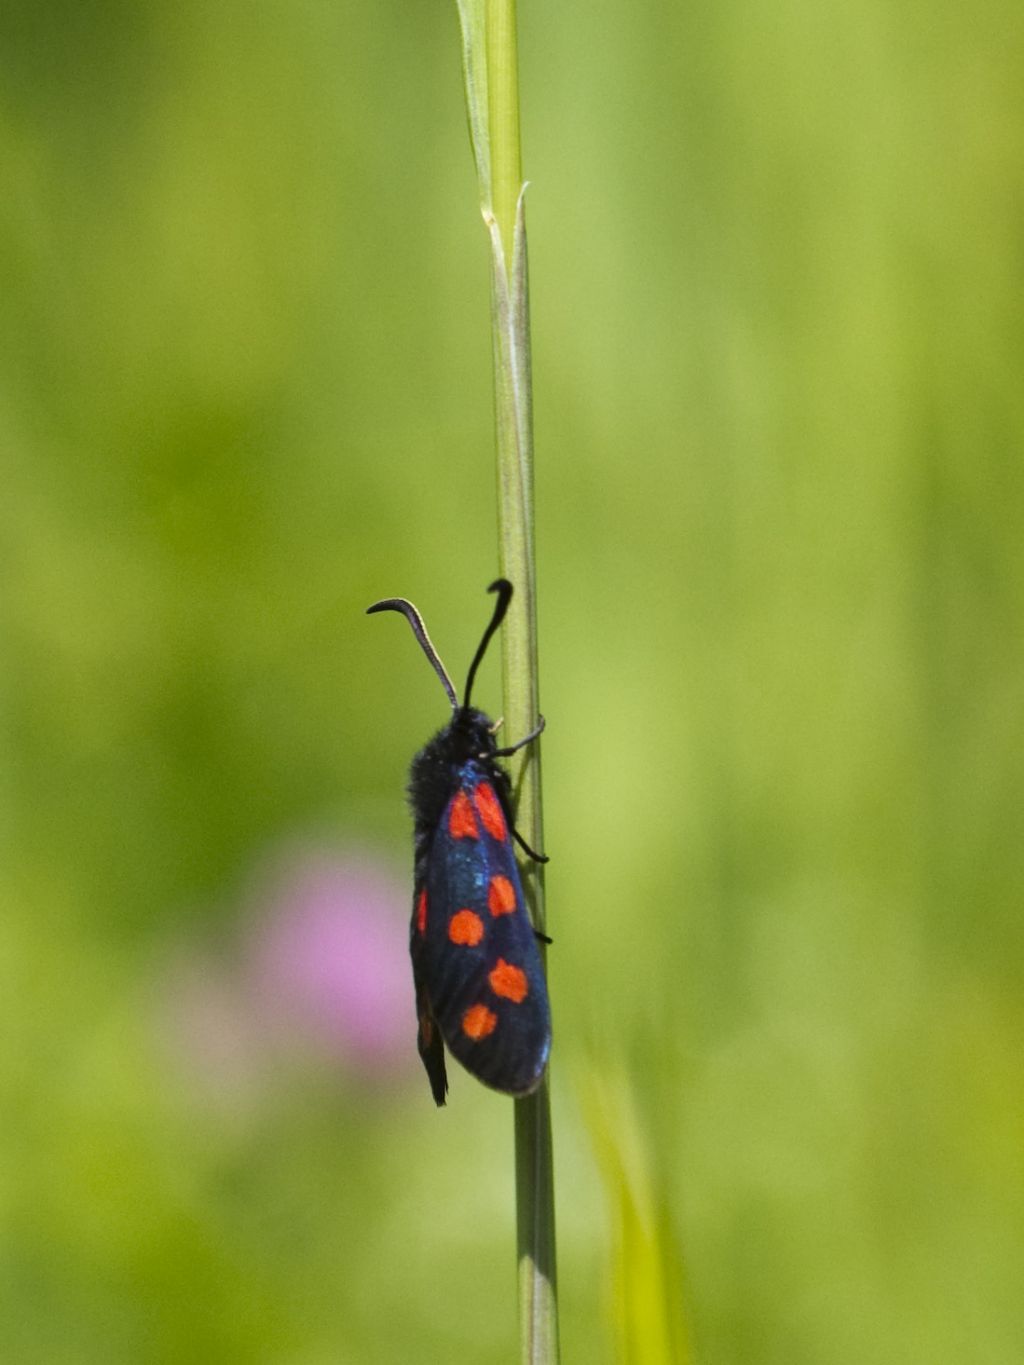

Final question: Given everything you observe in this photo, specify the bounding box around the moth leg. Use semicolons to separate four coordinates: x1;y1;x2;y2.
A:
415;974;448;1107
513;825;549;865
534;929;553;945
494;716;549;862
491;714;545;758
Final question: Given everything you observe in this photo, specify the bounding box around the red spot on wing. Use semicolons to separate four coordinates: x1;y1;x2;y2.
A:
462;1003;498;1040
488;958;528;1003
448;909;485;946
474;782;507;841
487;875;517;916
416;888;428;935
448;790;479;839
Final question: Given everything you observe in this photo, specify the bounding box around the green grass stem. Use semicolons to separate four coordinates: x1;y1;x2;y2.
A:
452;1;558;1360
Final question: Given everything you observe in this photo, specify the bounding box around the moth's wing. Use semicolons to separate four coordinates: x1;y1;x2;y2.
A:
411;885;448;1105
414;779;551;1096
415;968;449;1106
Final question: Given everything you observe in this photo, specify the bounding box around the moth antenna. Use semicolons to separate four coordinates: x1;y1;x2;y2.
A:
366;596;458;711
463;579;513;708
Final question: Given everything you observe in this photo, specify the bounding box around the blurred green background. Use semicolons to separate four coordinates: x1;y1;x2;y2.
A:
2;1;1022;1361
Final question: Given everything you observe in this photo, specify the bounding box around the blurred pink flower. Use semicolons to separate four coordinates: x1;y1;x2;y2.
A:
247;850;412;1074
164;846;416;1099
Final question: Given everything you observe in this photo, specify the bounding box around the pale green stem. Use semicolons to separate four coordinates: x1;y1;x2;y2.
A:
454;0;559;1359
486;0;522;263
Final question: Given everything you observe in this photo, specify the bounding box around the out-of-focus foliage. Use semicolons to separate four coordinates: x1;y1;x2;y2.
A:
584;1072;692;1364
2;0;1022;1361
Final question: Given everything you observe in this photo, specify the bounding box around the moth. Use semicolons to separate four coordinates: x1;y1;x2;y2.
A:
367;579;551;1104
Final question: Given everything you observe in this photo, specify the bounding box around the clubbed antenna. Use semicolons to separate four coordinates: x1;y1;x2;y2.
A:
366;595;458;711
463;579;513;708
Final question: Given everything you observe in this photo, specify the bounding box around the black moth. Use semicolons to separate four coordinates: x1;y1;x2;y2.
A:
367;579;551;1105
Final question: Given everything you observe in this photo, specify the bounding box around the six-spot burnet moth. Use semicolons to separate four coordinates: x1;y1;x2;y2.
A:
366;579;551;1105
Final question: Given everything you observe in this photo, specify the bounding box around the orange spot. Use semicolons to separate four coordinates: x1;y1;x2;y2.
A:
474;782;507;840
448;790;479;839
487;875;517;916
448;909;485;946
488;958;528;1003
416;888;428;935
461;1003;498;1040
